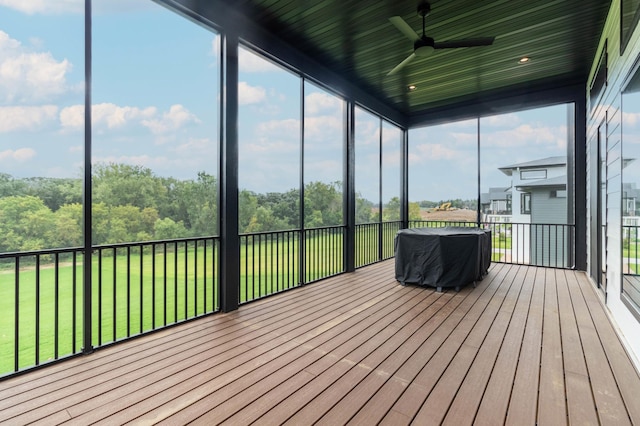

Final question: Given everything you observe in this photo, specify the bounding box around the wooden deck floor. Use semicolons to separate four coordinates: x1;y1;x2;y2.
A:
1;261;640;425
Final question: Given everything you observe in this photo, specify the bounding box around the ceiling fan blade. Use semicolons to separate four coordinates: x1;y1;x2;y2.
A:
389;16;420;42
387;52;416;76
434;37;495;49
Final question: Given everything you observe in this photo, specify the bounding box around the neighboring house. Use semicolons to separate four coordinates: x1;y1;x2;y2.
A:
484;156;568;266
480;187;511;215
623;182;640;225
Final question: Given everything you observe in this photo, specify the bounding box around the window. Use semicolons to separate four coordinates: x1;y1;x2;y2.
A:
355;107;380;224
238;47;300;232
304;82;344;228
521;193;531;214
520;169;547;180
409;119;478;223
93;2;220;243
551;190;567;198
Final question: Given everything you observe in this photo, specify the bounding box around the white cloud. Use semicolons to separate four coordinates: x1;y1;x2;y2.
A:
0;31;72;103
171;138;215;155
304;116;342;144
623;111;640;127
0;147;36;162
0;0;82;14
382;126;403;146
0;105;58;132
305;92;342;115
59;105;83;130
482;113;521;128
0;0;157;15
410;143;458;163
60;103;157;131
355;121;380;147
483;124;564;149
256;118;300;138
239;82;267;105
142;104;200;135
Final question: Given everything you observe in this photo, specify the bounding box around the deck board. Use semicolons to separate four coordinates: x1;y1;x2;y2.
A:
1;260;640;425
537;267;567;425
556;268;599;426
471;265;537;426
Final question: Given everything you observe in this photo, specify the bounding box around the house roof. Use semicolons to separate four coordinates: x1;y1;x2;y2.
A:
623;182;640;199
499;156;567;176
480;187;510;204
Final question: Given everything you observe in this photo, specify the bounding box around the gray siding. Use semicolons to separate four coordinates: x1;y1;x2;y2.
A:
530;190;569;267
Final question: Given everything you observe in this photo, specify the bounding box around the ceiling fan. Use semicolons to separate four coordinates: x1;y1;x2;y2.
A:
387;1;495;76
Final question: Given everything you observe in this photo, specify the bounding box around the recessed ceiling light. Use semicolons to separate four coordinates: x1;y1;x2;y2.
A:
408;85;417;91
518;57;530;64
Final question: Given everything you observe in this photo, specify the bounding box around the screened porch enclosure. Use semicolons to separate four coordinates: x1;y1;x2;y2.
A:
0;0;589;380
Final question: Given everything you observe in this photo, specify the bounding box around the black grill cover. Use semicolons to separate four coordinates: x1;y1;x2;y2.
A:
394;227;491;289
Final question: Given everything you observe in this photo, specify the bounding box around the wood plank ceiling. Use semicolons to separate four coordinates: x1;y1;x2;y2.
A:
185;0;611;121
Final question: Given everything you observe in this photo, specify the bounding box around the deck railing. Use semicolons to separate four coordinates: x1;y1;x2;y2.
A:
355;221;402;268
239;226;346;304
0;236;219;377
2;220;576;377
92;237;219;347
623;225;640;275
409;220;575;268
0;248;83;375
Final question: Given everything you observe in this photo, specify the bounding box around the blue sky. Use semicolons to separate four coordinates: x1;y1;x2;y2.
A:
0;0;574;203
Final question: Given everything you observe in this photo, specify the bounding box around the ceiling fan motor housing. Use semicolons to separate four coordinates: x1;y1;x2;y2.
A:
414;36;435;56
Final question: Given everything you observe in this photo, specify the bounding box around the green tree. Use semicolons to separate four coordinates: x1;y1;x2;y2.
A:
245;206;290;233
91;202;110;245
54;203;83;247
0;196;54;252
155;217;189;240
304;181;342;227
355;194;375;224
257;189;299;229
239;190;258;233
24;177;82;211
93;163;167;210
0;173;28;198
183;172;217;236
382;197;401;221
408;202;422;221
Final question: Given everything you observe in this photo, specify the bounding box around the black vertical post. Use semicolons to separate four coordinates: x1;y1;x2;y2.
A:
220;31;240;312
299;78;306;285
477;118;482;227
378;118;383;261
401;127;409;229
82;0;93;354
572;97;587;270
344;102;356;272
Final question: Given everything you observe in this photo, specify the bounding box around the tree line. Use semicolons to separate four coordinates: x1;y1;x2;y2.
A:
0;163;423;253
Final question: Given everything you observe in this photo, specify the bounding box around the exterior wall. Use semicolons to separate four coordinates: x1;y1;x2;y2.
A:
588;0;640;367
508;168;531;263
509;165;566;264
531;190;569;266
